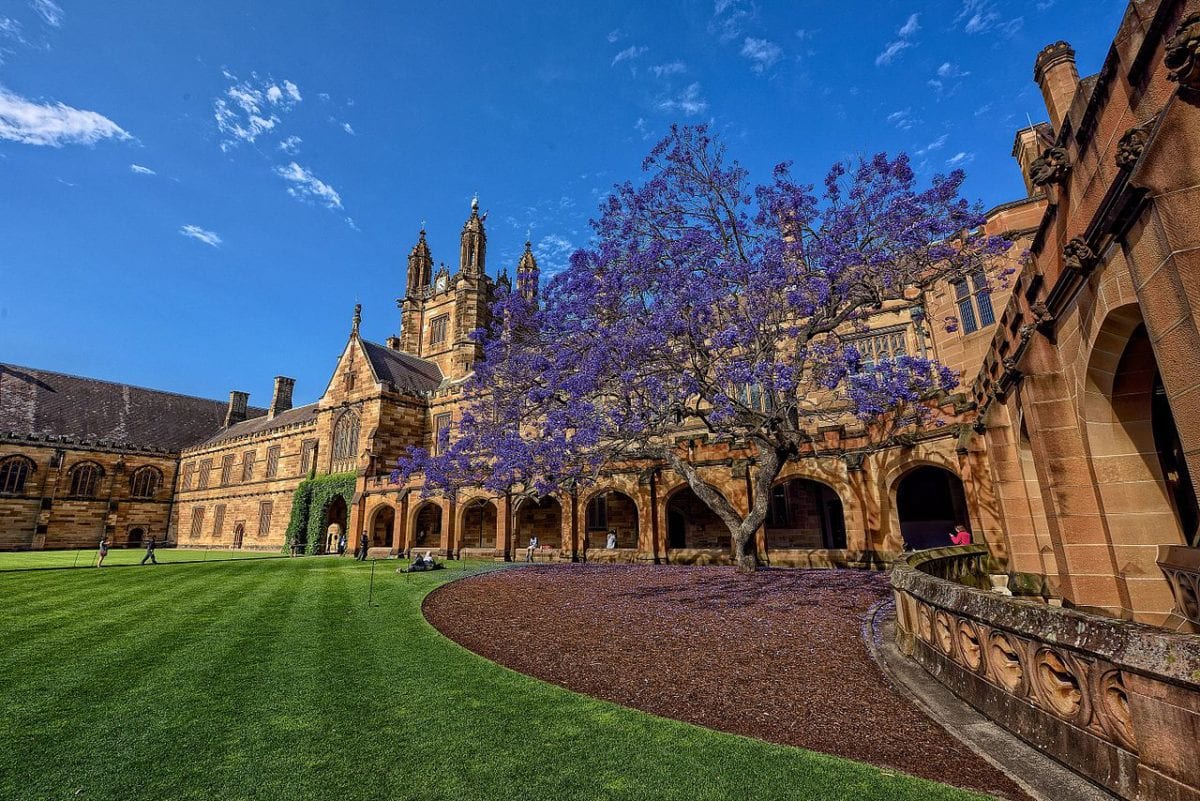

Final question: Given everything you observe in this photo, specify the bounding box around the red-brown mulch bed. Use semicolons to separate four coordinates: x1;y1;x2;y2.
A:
424;564;1030;800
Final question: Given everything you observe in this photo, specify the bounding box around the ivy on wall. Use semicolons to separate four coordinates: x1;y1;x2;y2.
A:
284;472;357;555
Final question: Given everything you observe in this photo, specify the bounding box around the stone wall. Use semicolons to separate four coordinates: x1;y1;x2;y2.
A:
0;438;179;550
894;546;1200;800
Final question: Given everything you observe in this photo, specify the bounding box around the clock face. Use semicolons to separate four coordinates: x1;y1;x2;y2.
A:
435;275;448;292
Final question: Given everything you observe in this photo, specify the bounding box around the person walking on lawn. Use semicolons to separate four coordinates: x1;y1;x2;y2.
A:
357;532;369;561
96;535;110;567
141;536;159;565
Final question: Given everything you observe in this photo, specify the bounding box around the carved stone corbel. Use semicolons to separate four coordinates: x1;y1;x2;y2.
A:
1165;12;1200;90
1028;146;1071;187
843;452;865;472
1115;118;1155;170
1063;237;1097;275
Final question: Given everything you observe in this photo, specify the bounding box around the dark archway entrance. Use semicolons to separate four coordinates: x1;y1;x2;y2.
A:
766;479;846;549
584;491;639;549
321;495;348;554
412;503;442;551
896;466;969;550
371;506;395;548
232;523;245;549
516;497;563;550
666;486;729;549
460;499;498;550
1153;370;1200;547
127;527;145;548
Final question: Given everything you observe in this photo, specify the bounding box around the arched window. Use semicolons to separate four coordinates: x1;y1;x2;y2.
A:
129;466;162;499
333;410;360;462
69;462;104;497
0;455;34;494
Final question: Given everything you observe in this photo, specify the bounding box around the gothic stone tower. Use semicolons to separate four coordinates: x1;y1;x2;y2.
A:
397;197;495;381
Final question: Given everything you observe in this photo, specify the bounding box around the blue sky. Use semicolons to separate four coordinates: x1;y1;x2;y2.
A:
1;0;1126;407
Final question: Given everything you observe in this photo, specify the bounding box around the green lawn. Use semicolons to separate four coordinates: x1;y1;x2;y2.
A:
0;546;284;571
0;557;992;801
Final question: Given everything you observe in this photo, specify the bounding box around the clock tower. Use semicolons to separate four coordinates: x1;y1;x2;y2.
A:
396;198;497;381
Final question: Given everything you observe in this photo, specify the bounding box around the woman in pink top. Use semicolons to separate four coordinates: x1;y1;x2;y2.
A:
950;525;972;546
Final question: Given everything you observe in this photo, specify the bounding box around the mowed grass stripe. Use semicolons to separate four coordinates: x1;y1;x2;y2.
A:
0;563;289;799
0;558;994;801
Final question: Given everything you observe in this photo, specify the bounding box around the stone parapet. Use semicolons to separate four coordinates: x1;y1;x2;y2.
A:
892;546;1200;801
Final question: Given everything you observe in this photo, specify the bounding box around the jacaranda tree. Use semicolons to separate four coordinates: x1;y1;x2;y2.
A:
399;124;1009;571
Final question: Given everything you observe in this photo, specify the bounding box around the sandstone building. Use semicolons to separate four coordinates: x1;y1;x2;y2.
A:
3;2;1200;796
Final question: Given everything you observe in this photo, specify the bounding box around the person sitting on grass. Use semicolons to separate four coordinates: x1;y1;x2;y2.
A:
96;535;109;568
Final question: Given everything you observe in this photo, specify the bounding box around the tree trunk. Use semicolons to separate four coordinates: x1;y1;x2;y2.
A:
664;445;784;574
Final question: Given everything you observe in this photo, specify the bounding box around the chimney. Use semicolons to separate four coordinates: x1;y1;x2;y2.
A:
269;376;295;420
1012;123;1052;196
386;335;402;350
224;391;249;428
1033;41;1079;133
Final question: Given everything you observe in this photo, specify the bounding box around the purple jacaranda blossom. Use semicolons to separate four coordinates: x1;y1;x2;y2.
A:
398;124;1009;572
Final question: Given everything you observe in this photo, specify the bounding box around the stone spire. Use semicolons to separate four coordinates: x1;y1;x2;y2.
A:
406;227;433;297
460;196;487;277
517;239;539;301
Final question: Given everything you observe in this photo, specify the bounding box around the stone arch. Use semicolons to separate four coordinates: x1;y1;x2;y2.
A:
458;497;498;551
765;476;846;549
321;495;348;553
664;482;731;552
580;487;639;550
514;496;563;549
369;504;395;548
892;463;971;550
410;501;443;551
1083;303;1190;619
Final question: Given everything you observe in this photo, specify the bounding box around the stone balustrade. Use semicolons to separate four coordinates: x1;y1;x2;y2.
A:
892;546;1200;801
1159;544;1200;631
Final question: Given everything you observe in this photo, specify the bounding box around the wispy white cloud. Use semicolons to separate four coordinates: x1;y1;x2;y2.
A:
0;86;130;146
650;61;686;78
916;134;947;157
180;224;222;247
341;121;354;135
887;108;915;131
946;151;975;167
0;16;24;43
709;0;754;43
606;29;623;44
29;0;62;27
278;135;301;155
897;13;920;37
612;45;647;66
213;70;301;151
274;161;343;210
955;1;1022;35
928;62;971;95
876;13;919;66
535;233;575;275
129;163;156;175
657;82;708;116
634;117;652;140
740;37;781;74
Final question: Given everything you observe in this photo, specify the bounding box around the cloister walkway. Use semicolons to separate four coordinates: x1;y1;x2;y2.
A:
424;564;1029;801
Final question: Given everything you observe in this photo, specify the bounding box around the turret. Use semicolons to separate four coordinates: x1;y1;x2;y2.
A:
1033;41;1079;134
460;195;487;277
517;239;539;301
406;228;433;297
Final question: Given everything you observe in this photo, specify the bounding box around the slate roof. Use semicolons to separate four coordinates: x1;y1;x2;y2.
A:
198;402;319;447
361;339;443;394
0;363;264;451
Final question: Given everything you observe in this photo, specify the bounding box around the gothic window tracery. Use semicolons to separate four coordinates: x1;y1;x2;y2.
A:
0;455;33;494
